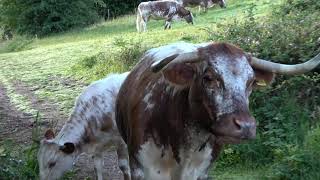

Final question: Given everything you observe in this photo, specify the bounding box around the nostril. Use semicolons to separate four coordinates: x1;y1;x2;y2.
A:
233;119;242;130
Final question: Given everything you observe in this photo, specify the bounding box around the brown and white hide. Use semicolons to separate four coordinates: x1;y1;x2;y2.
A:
116;42;275;180
136;0;193;32
38;72;131;180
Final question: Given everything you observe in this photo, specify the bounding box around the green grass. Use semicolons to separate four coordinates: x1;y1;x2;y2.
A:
213;166;270;180
0;0;283;178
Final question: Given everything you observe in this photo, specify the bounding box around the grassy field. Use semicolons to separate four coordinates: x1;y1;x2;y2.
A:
0;0;284;179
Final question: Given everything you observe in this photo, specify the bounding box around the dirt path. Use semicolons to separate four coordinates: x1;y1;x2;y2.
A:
0;83;33;144
0;81;123;179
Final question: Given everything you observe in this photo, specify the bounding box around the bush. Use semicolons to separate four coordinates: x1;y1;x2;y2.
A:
96;0;141;19
271;127;320;180
71;38;148;81
0;0;100;36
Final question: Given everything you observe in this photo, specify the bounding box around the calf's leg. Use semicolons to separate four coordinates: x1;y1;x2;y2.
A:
130;157;144;180
117;140;131;180
93;153;104;180
164;21;171;30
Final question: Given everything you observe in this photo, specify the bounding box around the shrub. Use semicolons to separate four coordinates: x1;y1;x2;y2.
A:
96;0;141;19
0;0;100;36
271;127;320;180
72;38;148;81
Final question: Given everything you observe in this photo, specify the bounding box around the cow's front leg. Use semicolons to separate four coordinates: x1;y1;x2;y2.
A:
130;157;144;180
164;20;172;30
93;153;104;180
142;17;148;32
117;140;131;180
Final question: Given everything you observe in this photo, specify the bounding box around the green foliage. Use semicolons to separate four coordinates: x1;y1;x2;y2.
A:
72;38;148;81
0;0;22;30
0;113;76;179
0;36;33;53
207;2;320;65
0;112;41;179
0;0;100;36
0;141;37;179
271;127;320;180
96;0;140;19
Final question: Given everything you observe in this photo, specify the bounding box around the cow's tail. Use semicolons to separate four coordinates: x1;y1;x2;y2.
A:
136;6;143;32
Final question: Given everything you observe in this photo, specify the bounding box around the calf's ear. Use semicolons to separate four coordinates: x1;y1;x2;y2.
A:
59;142;75;154
162;63;195;86
253;68;275;88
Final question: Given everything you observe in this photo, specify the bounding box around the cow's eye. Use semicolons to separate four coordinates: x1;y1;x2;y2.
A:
203;75;214;82
48;162;56;168
203;75;221;89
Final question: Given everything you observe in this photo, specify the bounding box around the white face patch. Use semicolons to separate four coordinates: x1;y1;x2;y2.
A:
210;55;254;117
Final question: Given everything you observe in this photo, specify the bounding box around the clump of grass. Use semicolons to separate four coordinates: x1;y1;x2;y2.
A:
71;37;148;81
0;36;34;53
0;112;77;179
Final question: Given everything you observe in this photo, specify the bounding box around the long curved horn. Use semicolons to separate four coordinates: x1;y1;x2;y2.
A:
251;53;320;75
151;52;200;72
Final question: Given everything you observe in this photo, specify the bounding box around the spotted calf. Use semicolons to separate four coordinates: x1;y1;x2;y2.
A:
38;72;130;180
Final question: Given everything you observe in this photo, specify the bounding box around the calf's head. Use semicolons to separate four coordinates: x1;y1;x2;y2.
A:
178;6;194;24
152;42;320;142
213;0;226;8
38;129;76;180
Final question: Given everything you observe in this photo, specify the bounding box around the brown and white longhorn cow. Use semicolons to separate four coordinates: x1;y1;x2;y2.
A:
177;0;226;12
136;0;193;32
116;42;320;180
38;72;131;180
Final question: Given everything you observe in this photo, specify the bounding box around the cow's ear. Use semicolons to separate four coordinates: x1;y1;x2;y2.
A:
162;63;195;86
44;129;55;140
253;68;275;88
59;142;75;154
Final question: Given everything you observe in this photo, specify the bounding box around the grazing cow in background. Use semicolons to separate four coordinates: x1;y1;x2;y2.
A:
178;0;226;12
136;0;193;32
116;42;320;180
38;72;131;180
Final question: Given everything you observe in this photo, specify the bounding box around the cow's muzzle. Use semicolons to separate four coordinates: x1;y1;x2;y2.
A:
211;112;256;141
234;119;256;140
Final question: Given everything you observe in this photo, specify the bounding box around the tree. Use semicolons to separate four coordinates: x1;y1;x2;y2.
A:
0;0;100;36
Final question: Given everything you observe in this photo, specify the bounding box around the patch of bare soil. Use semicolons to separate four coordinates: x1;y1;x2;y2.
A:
0;80;123;179
0;83;33;145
